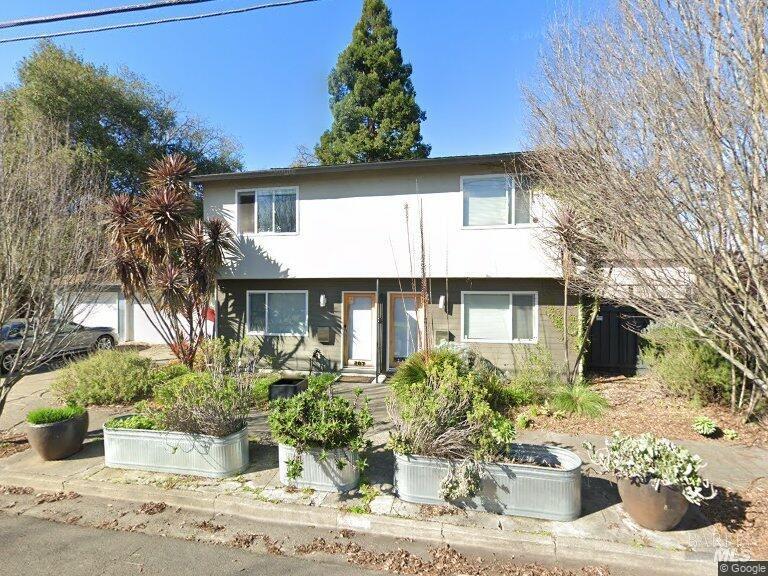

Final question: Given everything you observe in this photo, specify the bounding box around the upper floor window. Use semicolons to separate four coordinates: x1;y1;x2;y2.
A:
461;175;532;227
237;187;298;234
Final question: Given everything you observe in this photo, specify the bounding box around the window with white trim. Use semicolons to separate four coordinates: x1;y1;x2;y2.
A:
247;290;307;335
462;291;537;342
462;175;532;227
237;187;297;234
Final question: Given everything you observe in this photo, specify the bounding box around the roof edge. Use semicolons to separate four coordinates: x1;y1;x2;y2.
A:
192;152;527;183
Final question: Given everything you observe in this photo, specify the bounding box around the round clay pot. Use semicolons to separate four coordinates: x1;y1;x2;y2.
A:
27;412;89;461
617;478;689;531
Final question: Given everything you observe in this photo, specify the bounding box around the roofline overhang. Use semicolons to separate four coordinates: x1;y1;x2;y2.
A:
191;152;528;183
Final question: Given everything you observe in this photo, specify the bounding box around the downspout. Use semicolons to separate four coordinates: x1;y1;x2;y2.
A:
375;278;381;382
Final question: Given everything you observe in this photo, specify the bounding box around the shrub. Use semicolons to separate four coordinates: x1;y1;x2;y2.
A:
584;432;716;505
252;373;281;408
268;379;372;480
52;350;154;406
723;428;739;441
550;383;608;418
151;372;252;437
692;415;718;437
641;324;731;405
388;349;515;462
105;414;157;430
146;363;192;389
27;405;85;425
487;346;561;410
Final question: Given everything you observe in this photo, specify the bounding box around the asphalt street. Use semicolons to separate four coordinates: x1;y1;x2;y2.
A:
0;514;378;576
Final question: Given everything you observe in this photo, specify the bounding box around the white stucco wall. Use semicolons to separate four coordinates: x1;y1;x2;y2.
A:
202;164;560;280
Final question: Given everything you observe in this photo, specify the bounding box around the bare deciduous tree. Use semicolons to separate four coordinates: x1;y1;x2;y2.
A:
0;118;109;417
527;0;768;415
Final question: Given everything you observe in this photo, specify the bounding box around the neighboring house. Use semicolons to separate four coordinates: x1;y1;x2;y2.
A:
196;152;575;375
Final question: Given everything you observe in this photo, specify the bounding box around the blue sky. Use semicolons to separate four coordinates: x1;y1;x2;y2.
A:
0;0;601;169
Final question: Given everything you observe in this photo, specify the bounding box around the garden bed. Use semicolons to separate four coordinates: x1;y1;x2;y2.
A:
103;415;249;478
394;444;582;521
531;376;768;447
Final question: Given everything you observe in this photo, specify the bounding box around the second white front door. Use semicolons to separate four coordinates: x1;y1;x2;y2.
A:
345;293;375;367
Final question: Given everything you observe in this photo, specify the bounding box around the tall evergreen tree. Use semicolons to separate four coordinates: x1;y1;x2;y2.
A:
315;0;430;164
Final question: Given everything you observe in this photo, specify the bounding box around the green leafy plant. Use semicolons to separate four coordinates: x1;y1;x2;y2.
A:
723;428;739;441
584;432;717;505
388;348;515;461
26;405;85;425
52;350;154;406
692;415;718;437
268;379;372;480
515;412;533;430
105;414;157;430
439;460;482;500
150;372;252;437
550;383;608;417
641;324;731;405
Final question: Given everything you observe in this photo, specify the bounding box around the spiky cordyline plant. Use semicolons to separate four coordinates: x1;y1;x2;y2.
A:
106;153;236;367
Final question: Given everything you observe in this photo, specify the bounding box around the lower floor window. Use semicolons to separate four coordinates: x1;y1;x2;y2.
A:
462;291;537;342
247;290;307;336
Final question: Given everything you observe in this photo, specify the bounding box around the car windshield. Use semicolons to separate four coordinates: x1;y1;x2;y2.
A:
0;322;25;340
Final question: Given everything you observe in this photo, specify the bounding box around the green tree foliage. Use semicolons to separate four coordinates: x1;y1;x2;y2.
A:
2;42;242;193
315;0;430;164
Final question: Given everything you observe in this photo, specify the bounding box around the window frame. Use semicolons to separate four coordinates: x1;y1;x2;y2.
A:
460;290;538;344
235;186;299;236
245;289;309;336
460;174;534;229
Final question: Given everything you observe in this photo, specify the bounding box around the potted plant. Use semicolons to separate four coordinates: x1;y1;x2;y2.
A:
584;432;717;530
268;374;372;492
389;346;582;521
103;372;251;478
26;406;89;460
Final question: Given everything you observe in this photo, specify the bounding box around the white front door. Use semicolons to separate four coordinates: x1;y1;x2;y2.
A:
389;293;423;369
345;293;375;367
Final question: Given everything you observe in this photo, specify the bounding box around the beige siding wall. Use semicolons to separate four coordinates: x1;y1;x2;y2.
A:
217;278;575;373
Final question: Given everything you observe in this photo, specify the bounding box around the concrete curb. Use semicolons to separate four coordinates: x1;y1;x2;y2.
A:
1;470;715;576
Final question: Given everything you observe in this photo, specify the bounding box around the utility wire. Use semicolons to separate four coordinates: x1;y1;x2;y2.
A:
0;0;221;30
0;0;320;44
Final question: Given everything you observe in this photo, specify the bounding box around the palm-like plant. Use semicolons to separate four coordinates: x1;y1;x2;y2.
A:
106;153;236;367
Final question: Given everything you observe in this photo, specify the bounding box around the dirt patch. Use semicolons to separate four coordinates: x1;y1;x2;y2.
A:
0;433;29;459
702;477;768;559
531;376;767;447
296;539;609;576
137;501;167;515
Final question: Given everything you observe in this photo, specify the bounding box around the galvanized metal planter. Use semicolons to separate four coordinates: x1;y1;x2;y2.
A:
394;444;582;521
103;416;249;478
278;444;360;492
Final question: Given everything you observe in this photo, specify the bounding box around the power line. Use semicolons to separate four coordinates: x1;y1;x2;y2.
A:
0;0;221;30
0;0;320;45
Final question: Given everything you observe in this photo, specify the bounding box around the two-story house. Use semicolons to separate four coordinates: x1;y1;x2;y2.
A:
195;152;572;376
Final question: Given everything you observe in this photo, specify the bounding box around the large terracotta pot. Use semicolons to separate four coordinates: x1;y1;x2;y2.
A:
617;478;689;531
27;412;89;461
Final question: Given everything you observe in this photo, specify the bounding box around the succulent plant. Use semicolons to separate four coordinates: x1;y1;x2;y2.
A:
692;415;718;437
584;432;716;505
723;428;739;441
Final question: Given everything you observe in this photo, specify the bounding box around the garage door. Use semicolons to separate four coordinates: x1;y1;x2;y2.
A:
72;290;120;333
132;303;166;344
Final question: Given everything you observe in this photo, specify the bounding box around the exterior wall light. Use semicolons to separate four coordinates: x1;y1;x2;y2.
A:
319;293;327;308
438;295;446;310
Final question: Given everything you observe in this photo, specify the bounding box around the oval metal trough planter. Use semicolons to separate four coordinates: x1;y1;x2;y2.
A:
103;415;249;478
278;443;360;492
394;444;582;521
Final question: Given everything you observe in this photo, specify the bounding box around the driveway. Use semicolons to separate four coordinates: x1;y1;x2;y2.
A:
0;345;174;434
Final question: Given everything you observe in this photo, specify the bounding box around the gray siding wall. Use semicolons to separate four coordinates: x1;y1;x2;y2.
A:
216;278;575;373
